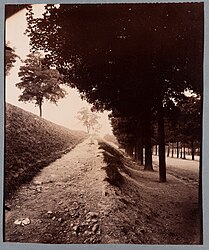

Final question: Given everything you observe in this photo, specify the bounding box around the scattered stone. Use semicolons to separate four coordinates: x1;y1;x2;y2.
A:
64;208;69;212
73;225;78;231
58;201;63;205
86;212;98;219
22;218;30;225
52;216;56;221
92;224;99;233
58;218;64;223
96;229;101;235
14;219;22;225
86;219;91;223
84;230;92;236
33;180;42;185
14;218;30;226
72;201;79;210
72;225;79;235
47;211;53;215
91;219;98;223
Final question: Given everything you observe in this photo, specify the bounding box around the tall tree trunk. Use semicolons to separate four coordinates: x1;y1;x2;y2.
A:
39;100;42;117
155;144;158;156
171;143;174;158
183;143;186;159
176;141;179;158
191;139;195;160
158;104;166;182
180;143;183;158
136;121;143;165
144;116;153;171
167;144;170;157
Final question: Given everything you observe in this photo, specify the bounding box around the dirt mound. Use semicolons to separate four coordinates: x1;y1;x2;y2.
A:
5;103;87;198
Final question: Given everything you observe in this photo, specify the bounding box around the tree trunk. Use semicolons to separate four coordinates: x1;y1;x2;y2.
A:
191;139;195;160
39;100;43;117
136;121;143;165
171;143;174;158
176;141;179;158
155;144;158;156
183;144;186;159
158;104;166;182
180;143;183;159
167;144;170;157
144;116;153;171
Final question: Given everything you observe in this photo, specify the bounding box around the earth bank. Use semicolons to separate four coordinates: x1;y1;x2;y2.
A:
5;136;201;244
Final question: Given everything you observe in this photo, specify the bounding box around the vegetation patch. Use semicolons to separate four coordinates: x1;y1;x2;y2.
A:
98;141;124;188
5;103;87;198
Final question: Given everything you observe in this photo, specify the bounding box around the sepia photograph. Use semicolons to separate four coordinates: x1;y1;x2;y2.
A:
3;1;204;245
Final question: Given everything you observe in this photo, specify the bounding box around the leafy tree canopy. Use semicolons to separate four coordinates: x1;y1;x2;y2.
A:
16;52;67;117
5;44;19;76
25;3;203;116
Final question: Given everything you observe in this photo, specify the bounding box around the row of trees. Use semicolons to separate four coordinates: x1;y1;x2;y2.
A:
24;3;203;183
110;95;201;162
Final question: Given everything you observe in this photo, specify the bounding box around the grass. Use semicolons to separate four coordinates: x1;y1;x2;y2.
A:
98;141;124;188
5;103;87;198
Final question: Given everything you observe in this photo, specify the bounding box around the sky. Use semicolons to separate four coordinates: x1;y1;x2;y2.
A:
5;5;113;136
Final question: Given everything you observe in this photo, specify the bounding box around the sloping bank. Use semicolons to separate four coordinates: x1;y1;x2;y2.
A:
5;103;87;198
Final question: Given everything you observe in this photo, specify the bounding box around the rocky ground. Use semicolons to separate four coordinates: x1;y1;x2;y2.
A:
4;136;201;244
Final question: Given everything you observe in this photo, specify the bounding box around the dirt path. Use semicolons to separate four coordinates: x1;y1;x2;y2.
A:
4;137;201;244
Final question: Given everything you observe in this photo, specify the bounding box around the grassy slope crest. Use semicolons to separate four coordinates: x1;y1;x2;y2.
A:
5;103;87;198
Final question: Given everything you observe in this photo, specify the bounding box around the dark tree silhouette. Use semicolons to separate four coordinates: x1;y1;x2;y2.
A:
25;3;203;180
5;44;19;76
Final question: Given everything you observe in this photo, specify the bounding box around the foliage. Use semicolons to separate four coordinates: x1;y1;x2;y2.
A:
161;95;201;151
5;45;19;76
76;107;101;133
16;52;67;117
110;114;137;150
25;4;203;179
25;4;203;113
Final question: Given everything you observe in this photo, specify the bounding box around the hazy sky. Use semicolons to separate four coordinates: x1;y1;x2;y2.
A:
5;5;113;136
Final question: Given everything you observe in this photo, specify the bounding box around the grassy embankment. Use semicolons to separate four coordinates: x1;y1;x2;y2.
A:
5;103;87;198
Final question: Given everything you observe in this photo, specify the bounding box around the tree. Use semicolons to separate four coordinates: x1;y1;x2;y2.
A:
25;3;203;180
5;44;19;76
110;114;137;157
16;52;67;117
177;95;201;160
76;107;101;134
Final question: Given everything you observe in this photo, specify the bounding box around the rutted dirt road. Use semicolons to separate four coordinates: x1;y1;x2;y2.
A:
4;137;202;244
